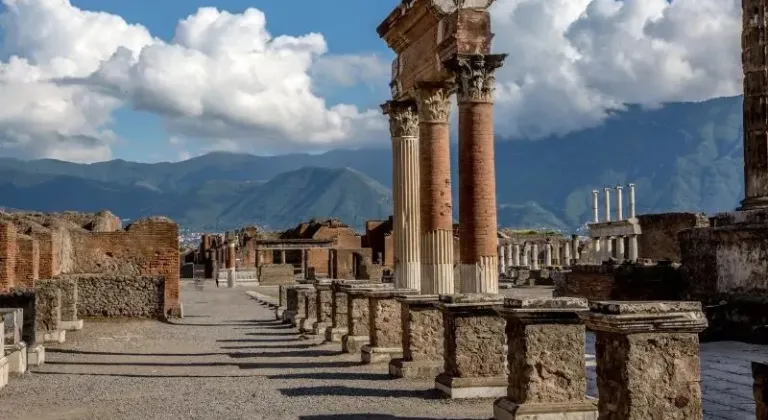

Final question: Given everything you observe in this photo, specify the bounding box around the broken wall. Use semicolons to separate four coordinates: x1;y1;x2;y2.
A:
637;212;710;262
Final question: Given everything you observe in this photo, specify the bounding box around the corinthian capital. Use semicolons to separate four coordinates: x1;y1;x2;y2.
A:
415;82;455;123
381;100;419;138
444;54;507;103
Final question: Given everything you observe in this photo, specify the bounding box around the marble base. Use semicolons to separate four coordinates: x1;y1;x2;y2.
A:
0;356;8;389
388;358;443;379
312;322;330;336
324;326;348;343
27;344;45;366
299;317;317;334
341;335;369;354
37;329;66;344
5;343;27;374
493;398;599;420
60;320;84;331
361;345;401;364
435;373;507;399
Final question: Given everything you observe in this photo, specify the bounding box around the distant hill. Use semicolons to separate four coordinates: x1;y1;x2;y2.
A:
0;95;746;231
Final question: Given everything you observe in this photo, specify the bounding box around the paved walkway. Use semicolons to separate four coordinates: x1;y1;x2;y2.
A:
0;281;762;419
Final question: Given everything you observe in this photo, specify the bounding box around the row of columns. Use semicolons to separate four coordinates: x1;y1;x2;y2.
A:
594;235;639;263
386;54;506;295
497;238;582;274
591;183;637;223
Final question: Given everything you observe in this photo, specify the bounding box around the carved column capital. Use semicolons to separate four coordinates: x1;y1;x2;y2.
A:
414;82;455;123
444;54;507;103
381;100;419;138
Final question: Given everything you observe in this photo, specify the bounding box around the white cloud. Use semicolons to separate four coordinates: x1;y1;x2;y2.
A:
0;0;744;162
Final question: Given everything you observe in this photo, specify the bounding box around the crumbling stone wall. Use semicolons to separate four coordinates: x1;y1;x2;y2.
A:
34;279;62;331
259;264;294;285
333;248;372;279
0;221;17;290
63;274;164;318
561;264;685;301
68;217;180;316
15;234;39;288
638;213;709;262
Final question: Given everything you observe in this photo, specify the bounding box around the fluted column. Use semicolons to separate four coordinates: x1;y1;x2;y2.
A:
616;236;625;262
415;83;454;294
604;188;612;222
572;235;580;261
628;235;639;262
512;244;521;267
531;243;540;270
616;186;624;221
383;100;421;291
544;242;553;267
498;245;506;276
628;183;637;218
445;53;506;294
505;243;513;269
591;190;599;223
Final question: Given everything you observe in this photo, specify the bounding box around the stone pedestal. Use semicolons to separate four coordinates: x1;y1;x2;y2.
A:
288;285;314;328
753;362;767;420
435;294;507;399
582;301;708;420
300;290;318;333
493;298;597;420
312;282;333;335
389;294;444;379
342;287;377;354
326;281;385;342
0;356;7;389
360;288;417;364
5;342;27;374
58;278;83;331
35;279;64;343
275;285;289;320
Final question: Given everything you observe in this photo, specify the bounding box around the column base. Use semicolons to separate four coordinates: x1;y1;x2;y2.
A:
434;373;507;399
361;345;401;364
388;358;443;379
398;261;422;290
27;344;45;366
282;310;296;324
493;398;598;420
0;356;8;389
60;319;84;331
5;343;27;374
421;262;454;295
299;317;317;334
341;335;369;354
459;258;499;293
324;326;348;343
37;329;66;344
312;322;330;335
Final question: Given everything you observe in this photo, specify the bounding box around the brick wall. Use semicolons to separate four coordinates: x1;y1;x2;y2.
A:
0;221;17;290
333;248;372;279
638;212;710;262
68;218;180;316
307;248;329;277
28;228;60;278
15;234;39;288
562;264;685;301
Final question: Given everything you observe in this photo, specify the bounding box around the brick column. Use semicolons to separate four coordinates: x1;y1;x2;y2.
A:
582;301;708;419
446;54;506;294
742;2;768;209
0;221;17;291
382;100;421;291
415;83;455;295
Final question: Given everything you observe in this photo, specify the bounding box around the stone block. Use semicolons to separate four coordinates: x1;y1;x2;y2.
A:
5;342;27;374
435;293;507;399
360;288;417;364
389;294;444;379
27;344;44;366
340;286;381;353
493;297;597;420
259;264;295;285
754;362;768;420
0;291;35;346
581;301;708;420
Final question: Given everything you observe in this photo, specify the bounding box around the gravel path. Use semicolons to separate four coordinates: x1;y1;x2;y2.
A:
0;281;494;420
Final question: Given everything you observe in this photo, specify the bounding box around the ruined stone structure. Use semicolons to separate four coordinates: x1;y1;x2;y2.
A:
588;184;641;263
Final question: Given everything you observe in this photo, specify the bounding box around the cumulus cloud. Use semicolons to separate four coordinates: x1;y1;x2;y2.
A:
0;0;745;162
490;0;742;139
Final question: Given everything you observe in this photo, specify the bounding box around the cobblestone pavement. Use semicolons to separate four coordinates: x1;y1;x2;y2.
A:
0;281;762;420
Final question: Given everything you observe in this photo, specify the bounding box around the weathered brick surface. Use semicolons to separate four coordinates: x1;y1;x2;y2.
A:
15;234;39;288
563;265;684;302
637;213;709;262
369;297;402;348
29;228;59;278
0;221;17;290
419;117;453;233
69;218;180;316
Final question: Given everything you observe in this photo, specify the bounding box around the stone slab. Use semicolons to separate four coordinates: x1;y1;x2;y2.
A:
493;398;598;420
388;358;443;379
5;342;27;374
435;373;507;399
325;326;347;343
341;335;368;354
361;345;401;364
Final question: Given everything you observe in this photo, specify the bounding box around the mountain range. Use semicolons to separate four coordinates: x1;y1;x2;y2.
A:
0;95;745;232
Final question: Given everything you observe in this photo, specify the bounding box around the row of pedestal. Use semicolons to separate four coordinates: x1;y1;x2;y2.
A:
273;281;709;420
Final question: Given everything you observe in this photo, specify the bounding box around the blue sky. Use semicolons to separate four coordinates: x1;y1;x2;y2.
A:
69;0;396;162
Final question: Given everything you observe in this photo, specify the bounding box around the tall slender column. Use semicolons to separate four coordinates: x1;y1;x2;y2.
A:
544;242;553;267
512;244;520;267
604;188;612;222
628;234;639;262
383;100;421;291
531;243;540;270
741;4;768;210
445;53;506;294
616;185;624;221
572;235;580;261
280;250;286;264
563;242;572;267
505;243;513;269
416;83;454;295
591;190;599;223
616;236;625;262
498;245;506;276
628;183;637;218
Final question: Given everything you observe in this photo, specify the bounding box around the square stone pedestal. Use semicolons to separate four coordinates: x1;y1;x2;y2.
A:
581;301;708;420
299;290;318;334
27;344;45;366
493;297;597;420
389;294;444;379
360;288;417;364
289;286;314;328
326;281;384;343
5;343;28;374
341;284;391;354
59;278;82;331
435;294;507;399
312;282;333;336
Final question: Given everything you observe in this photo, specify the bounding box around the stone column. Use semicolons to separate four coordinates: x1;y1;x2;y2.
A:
435;294;507;399
498;245;506;276
628;183;637;218
616;236;625;262
563;242;572;267
494;298;597;419
522;244;530;268
531;244;540;270
389;295;444;379
445;54;507;294
257;250;264;267
593;236;601;261
591;190;599;223
572;235;580;261
312;282;333;335
753;362;767;420
741;7;768;209
416;83;454;295
544;242;552;267
505;243;513;269
340;284;391;353
227;242;236;288
582;301;708;419
605;237;614;260
603;188;612;222
628;234;639;262
616;185;624;221
383;100;422;291
361;288;418;364
512;244;521;267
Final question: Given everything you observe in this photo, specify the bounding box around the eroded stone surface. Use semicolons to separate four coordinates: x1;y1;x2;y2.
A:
505;297;587;310
443;308;506;378
332;290;348;328
402;300;443;362
440;293;503;305
347;292;371;336
315;286;333;324
369;297;402;348
305;291;318;319
590;301;701;315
